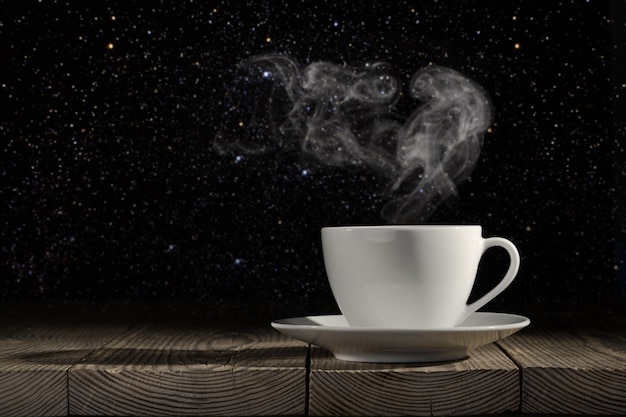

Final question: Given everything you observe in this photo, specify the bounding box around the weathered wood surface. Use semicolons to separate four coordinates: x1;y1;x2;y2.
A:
0;303;141;417
497;322;626;415
68;307;308;416
309;342;519;416
2;303;626;416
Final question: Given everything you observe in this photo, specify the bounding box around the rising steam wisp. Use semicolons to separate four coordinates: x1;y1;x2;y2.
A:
215;55;493;223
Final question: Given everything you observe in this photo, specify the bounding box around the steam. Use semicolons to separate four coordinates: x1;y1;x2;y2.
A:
215;55;493;223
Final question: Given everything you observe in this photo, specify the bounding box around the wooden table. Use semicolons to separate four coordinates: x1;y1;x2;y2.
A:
1;302;624;416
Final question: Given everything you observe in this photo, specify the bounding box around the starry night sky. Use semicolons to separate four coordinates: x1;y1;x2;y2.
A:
2;1;625;314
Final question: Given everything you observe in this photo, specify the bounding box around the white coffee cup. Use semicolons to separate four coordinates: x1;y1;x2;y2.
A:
321;225;520;329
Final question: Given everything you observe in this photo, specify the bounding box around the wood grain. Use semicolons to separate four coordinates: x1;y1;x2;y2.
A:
68;308;308;416
0;303;138;417
4;302;626;417
497;325;626;415
309;342;519;416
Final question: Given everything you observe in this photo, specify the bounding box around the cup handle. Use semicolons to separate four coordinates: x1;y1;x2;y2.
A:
461;237;520;323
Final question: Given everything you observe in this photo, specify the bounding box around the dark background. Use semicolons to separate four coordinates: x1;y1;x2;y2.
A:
2;1;625;316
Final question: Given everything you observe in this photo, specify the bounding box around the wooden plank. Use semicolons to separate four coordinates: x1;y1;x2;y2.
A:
8;302;624;417
498;324;626;415
309;342;519;416
68;308;308;416
0;303;139;417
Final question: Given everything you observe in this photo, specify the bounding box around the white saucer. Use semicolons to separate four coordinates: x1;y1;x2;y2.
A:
272;312;529;363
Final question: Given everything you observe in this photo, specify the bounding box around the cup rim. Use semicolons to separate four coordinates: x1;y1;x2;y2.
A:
322;224;482;231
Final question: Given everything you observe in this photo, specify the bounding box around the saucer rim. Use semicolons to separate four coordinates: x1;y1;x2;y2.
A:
271;312;530;333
